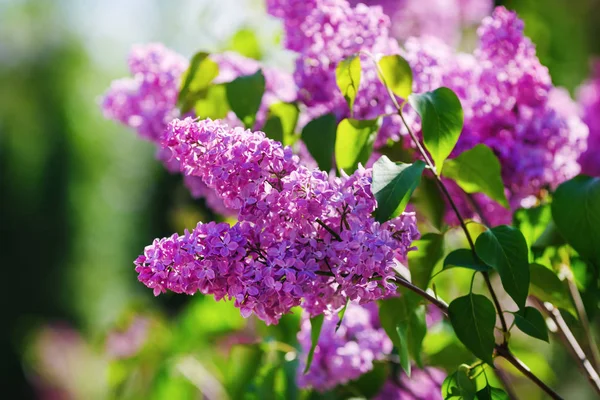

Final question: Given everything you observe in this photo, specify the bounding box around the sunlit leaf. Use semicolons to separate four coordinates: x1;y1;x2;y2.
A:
178;52;219;112
335;118;379;173
442;144;509;208
408;87;463;171
262;102;299;146
195;84;230;120
476;385;509;400
304;314;324;374
230;28;262;60
335;55;361;113
377;54;413;99
408;233;445;289
372;155;426;222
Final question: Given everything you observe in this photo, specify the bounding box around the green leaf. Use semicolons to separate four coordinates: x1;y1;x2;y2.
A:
301;114;337;172
529;263;574;314
412;176;446;230
378;294;427;375
476;386;509;400
229;28;262;60
194;84;231;120
552;175;600;267
335;118;379;174
513;205;552;249
441;369;476;400
303;314;324;374
448;294;496;364
178;52;220;112
335;55;361;113
335;298;350;332
441;372;461;399
262;102;299;146
442;144;509;208
457;364;477;398
226;344;264;399
396;324;411;376
408;233;445;289
514;306;549;342
377;55;413;99
443;249;491;272
475;226;530;308
372;156;426;222
226;70;266;128
408;302;427;368
408;87;464;171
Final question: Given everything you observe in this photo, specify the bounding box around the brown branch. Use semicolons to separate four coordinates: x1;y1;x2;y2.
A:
495;345;563;400
315;218;342;242
532;297;600;396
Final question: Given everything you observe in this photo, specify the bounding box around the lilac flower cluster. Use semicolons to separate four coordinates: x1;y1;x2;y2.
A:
577;61;600;177
349;0;492;45
297;302;392;390
297;302;444;396
101;44;296;213
401;7;588;224
102;43;188;142
267;0;400;141
270;2;587;225
135;117;419;324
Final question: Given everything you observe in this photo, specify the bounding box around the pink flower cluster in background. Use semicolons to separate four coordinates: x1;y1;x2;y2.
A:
577;61;600;177
298;302;444;398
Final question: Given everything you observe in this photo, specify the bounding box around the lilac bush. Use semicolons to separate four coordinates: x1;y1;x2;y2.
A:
97;1;600;398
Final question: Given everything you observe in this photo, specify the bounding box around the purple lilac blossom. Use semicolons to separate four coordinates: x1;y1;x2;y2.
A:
402;7;588;224
297;302;392;390
297;302;445;394
271;2;587;225
577;61;600;176
135;118;419;324
101;44;296;213
348;0;492;44
267;0;402;147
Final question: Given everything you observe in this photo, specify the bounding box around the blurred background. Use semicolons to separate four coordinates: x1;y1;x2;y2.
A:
1;0;599;398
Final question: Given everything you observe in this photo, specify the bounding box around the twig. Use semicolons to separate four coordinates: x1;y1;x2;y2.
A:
495;345;563;400
397;104;511;339
369;55;562;400
315;218;342;242
565;273;600;371
393;275;564;399
494;367;520;400
532;298;600;396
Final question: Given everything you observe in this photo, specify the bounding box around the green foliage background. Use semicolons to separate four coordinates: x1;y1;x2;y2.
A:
1;0;598;398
